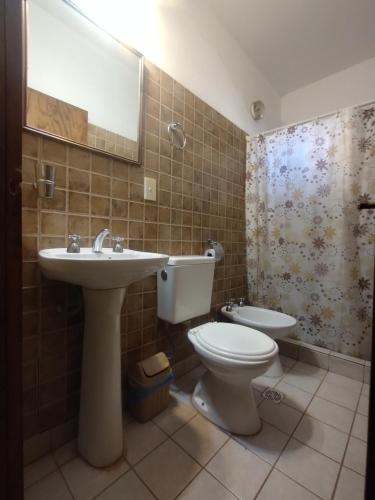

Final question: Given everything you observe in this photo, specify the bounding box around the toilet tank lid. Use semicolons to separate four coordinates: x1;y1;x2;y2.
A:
167;255;215;266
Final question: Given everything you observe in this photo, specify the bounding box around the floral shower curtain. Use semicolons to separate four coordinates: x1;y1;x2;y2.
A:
246;104;375;359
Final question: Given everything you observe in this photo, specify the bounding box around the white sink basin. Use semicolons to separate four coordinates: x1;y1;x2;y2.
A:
39;248;169;289
38;246;169;467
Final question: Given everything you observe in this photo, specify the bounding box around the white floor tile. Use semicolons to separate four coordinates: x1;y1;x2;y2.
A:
281;372;322;394
234;421;289;465
276;438;340;500
173;389;196;409
317;378;360;410
206;439;271;499
135;439;201;500
257;469;320;500
276;380;313;411
292;362;327;379
334;467;365;500
343;437;367;476
351;413;368;442
259;400;302;435
153;394;196;435
307;396;354;433
357;394;369;417
61;456;129;500
323;372;362;394
96;470;154;500
177;469;237;500
293;415;348;462
174;366;206;393
279;355;297;370
124;419;167;465
361;383;369;397
173;374;196;393
24;471;73;500
24;454;57;489
253;374;282;391
22;360;369;500
173;414;229;465
282;364;325;394
53;440;77;466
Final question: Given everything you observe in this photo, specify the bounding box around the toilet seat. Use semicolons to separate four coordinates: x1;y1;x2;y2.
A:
189;322;277;362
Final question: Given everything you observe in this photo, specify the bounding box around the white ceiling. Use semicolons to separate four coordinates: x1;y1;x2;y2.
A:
205;0;375;96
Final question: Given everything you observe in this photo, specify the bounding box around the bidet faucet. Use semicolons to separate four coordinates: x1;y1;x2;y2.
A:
225;299;235;312
238;297;246;307
92;228;110;253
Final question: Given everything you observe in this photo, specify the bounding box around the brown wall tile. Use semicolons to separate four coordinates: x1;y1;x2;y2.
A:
69;192;89;214
69;168;90;192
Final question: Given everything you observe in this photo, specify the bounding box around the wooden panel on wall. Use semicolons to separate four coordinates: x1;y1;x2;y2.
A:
26;87;88;143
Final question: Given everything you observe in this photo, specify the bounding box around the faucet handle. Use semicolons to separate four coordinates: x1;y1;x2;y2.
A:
238;297;246;307
112;236;125;253
224;299;235;312
67;234;80;253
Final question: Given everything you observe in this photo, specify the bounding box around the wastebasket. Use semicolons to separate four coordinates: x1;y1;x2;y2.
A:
126;352;174;422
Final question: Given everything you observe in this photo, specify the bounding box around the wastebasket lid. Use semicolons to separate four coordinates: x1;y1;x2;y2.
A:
141;352;170;377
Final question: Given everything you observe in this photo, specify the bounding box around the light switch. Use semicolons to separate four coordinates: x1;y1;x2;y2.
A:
144;177;157;201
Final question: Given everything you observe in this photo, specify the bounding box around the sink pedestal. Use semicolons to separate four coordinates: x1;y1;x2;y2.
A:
38;247;169;467
78;287;126;467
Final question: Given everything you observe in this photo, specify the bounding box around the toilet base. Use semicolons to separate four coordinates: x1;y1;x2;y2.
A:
263;354;284;378
191;371;261;435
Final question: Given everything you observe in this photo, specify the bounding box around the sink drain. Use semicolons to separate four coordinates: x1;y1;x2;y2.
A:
261;387;284;404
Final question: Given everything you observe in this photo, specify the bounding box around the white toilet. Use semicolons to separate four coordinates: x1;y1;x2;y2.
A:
157;256;278;435
221;304;297;377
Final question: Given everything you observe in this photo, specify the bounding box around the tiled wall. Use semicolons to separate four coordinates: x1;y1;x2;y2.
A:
21;60;247;440
87;123;139;161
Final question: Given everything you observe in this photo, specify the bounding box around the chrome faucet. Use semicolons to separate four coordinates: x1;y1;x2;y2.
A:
67;234;80;253
225;299;235;312
92;228;110;253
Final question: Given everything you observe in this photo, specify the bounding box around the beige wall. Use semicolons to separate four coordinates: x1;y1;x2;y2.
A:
70;0;282;135
21;60;247;440
281;56;375;125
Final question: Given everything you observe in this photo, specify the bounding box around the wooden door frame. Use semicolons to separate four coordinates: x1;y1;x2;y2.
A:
0;0;24;498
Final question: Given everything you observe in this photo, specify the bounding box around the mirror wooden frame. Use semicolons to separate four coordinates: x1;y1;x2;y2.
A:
21;0;144;166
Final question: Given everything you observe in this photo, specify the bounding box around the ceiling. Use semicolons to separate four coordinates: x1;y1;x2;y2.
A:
205;0;375;96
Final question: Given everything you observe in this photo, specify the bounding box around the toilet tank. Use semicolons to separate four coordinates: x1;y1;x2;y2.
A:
157;256;215;324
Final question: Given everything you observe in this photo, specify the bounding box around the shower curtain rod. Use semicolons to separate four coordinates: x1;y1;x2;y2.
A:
248;98;375;139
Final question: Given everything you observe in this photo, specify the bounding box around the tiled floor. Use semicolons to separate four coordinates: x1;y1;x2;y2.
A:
24;356;368;500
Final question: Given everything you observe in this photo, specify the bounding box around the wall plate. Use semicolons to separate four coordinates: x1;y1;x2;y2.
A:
144;177;157;201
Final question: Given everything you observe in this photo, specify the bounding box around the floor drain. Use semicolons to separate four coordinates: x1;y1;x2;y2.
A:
261;387;284;404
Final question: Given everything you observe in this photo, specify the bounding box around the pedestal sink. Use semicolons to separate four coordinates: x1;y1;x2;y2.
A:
39;248;169;467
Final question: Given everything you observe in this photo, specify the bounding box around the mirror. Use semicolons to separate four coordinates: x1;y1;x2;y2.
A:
24;0;143;164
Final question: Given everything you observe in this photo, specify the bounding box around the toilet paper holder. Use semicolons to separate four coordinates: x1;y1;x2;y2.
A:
205;239;224;262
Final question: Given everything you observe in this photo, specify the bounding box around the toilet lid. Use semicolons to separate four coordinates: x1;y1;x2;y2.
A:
192;322;276;361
